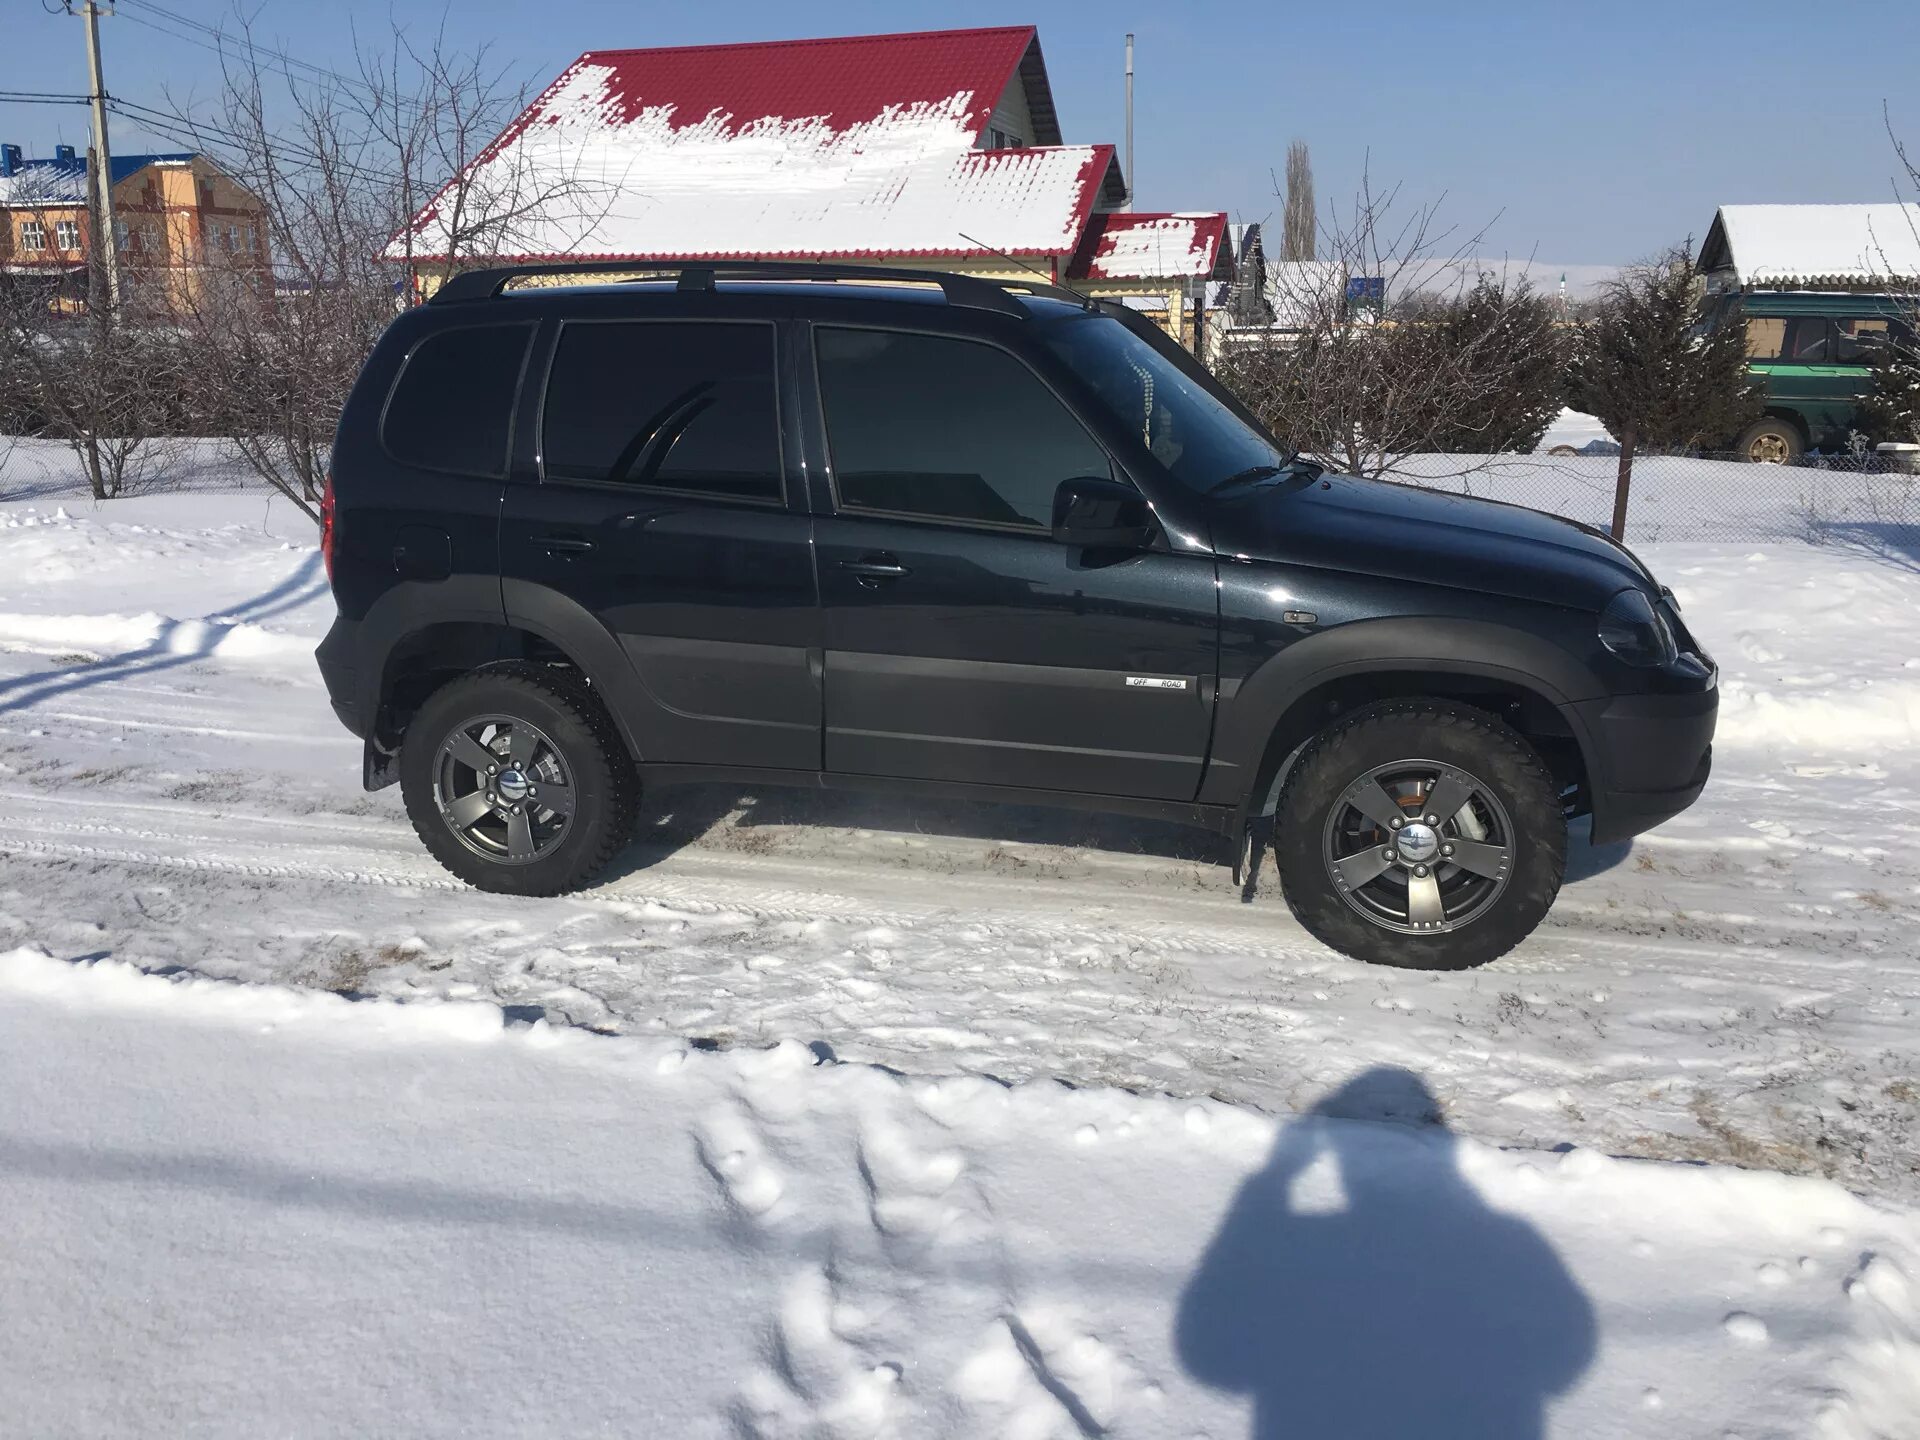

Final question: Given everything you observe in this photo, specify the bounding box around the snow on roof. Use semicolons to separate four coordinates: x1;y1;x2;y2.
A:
1701;204;1920;287
1067;212;1227;281
392;28;1121;262
0;153;196;209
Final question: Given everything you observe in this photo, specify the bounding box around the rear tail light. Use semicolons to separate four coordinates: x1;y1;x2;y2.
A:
320;473;337;581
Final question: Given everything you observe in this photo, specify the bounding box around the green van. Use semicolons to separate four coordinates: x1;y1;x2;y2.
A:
1697;290;1914;462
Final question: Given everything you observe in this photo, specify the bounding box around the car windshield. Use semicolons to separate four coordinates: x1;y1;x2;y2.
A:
1040;313;1290;496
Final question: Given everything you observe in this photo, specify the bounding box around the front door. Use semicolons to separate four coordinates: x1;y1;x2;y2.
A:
809;324;1219;801
499;316;820;770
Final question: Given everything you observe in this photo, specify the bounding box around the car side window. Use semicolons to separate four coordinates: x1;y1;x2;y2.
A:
382;324;533;478
1786;318;1833;361
1743;316;1785;360
1834;317;1895;364
815;327;1111;529
1746;315;1833;363
541;321;782;502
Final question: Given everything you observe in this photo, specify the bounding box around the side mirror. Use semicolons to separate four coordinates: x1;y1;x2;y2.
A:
1052;476;1155;550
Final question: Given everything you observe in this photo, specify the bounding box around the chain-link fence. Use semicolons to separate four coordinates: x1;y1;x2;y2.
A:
5;433;1918;556
1379;450;1920;548
0;436;277;503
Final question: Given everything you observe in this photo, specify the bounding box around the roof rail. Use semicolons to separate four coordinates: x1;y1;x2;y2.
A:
429;258;1031;317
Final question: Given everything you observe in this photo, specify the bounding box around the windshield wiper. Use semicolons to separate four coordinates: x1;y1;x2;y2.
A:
1205;463;1287;496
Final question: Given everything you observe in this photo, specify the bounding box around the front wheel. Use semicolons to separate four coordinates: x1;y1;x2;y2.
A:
1274;700;1565;969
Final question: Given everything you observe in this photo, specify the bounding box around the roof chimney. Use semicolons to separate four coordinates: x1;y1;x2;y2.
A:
0;145;20;179
55;144;76;165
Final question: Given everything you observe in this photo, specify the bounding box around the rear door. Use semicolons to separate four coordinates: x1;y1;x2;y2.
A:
807;323;1219;801
498;313;821;770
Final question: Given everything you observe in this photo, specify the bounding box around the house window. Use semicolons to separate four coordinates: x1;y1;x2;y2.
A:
245;224;257;253
985;127;1022;150
54;219;81;250
19;219;46;252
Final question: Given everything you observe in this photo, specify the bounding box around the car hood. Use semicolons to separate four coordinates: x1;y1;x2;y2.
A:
1211;470;1653;607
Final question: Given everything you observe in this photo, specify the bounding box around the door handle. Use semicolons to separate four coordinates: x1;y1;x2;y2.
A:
534;533;595;555
838;554;911;583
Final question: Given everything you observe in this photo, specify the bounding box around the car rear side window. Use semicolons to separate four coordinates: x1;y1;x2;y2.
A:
1834;316;1905;364
815;327;1110;529
540;321;782;502
382;323;532;478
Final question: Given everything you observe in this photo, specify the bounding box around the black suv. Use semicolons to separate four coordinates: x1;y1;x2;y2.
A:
317;261;1715;969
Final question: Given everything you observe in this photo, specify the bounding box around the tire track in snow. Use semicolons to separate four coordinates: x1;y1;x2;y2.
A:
0;830;1325;964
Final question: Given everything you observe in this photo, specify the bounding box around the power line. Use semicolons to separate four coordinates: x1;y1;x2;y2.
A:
110;0;431;118
107;96;415;191
112;0;387;102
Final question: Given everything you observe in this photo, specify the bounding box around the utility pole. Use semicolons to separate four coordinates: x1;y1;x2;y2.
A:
1123;33;1134;212
77;0;122;310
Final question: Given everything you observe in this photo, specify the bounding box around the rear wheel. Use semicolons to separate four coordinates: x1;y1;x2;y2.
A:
401;666;635;896
1737;417;1804;465
1274;700;1565;969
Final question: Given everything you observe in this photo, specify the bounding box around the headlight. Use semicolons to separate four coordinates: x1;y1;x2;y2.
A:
1599;589;1678;668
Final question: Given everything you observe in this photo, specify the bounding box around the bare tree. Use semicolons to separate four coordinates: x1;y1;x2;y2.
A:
1282;140;1315;262
144;18;609;521
1859;107;1920;446
1217;169;1559;480
0;280;186;500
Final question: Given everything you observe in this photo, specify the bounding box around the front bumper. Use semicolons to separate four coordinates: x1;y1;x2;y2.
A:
1572;684;1718;846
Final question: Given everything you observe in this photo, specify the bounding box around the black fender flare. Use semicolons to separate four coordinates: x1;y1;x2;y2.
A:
500;578;657;762
1200;617;1606;812
349;578;659;764
347;575;505;744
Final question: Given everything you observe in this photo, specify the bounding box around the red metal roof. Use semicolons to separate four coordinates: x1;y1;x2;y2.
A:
510;26;1046;149
390;26;1218;277
1068;212;1231;281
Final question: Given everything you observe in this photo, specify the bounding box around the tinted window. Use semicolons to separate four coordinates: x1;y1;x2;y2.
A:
542;322;781;501
816;328;1110;528
382;324;531;478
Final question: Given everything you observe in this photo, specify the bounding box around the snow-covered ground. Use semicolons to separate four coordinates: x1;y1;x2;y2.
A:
4;458;1920;1435
5;950;1917;1438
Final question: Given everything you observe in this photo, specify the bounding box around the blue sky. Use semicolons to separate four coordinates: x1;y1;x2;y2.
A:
6;0;1918;265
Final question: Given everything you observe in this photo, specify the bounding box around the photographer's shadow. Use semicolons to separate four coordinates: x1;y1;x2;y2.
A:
1176;1067;1596;1439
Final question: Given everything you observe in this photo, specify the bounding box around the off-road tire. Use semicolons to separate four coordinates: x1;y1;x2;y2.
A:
1275;700;1565;969
1736;417;1804;465
401;664;637;897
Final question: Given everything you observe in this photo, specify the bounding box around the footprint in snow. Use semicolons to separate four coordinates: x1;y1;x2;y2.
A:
696;1105;786;1222
955;1307;1140;1439
1722;1311;1769;1345
733;1266;899;1439
857;1118;980;1252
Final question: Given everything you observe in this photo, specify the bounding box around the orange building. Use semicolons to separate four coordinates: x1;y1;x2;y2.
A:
0;143;269;312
